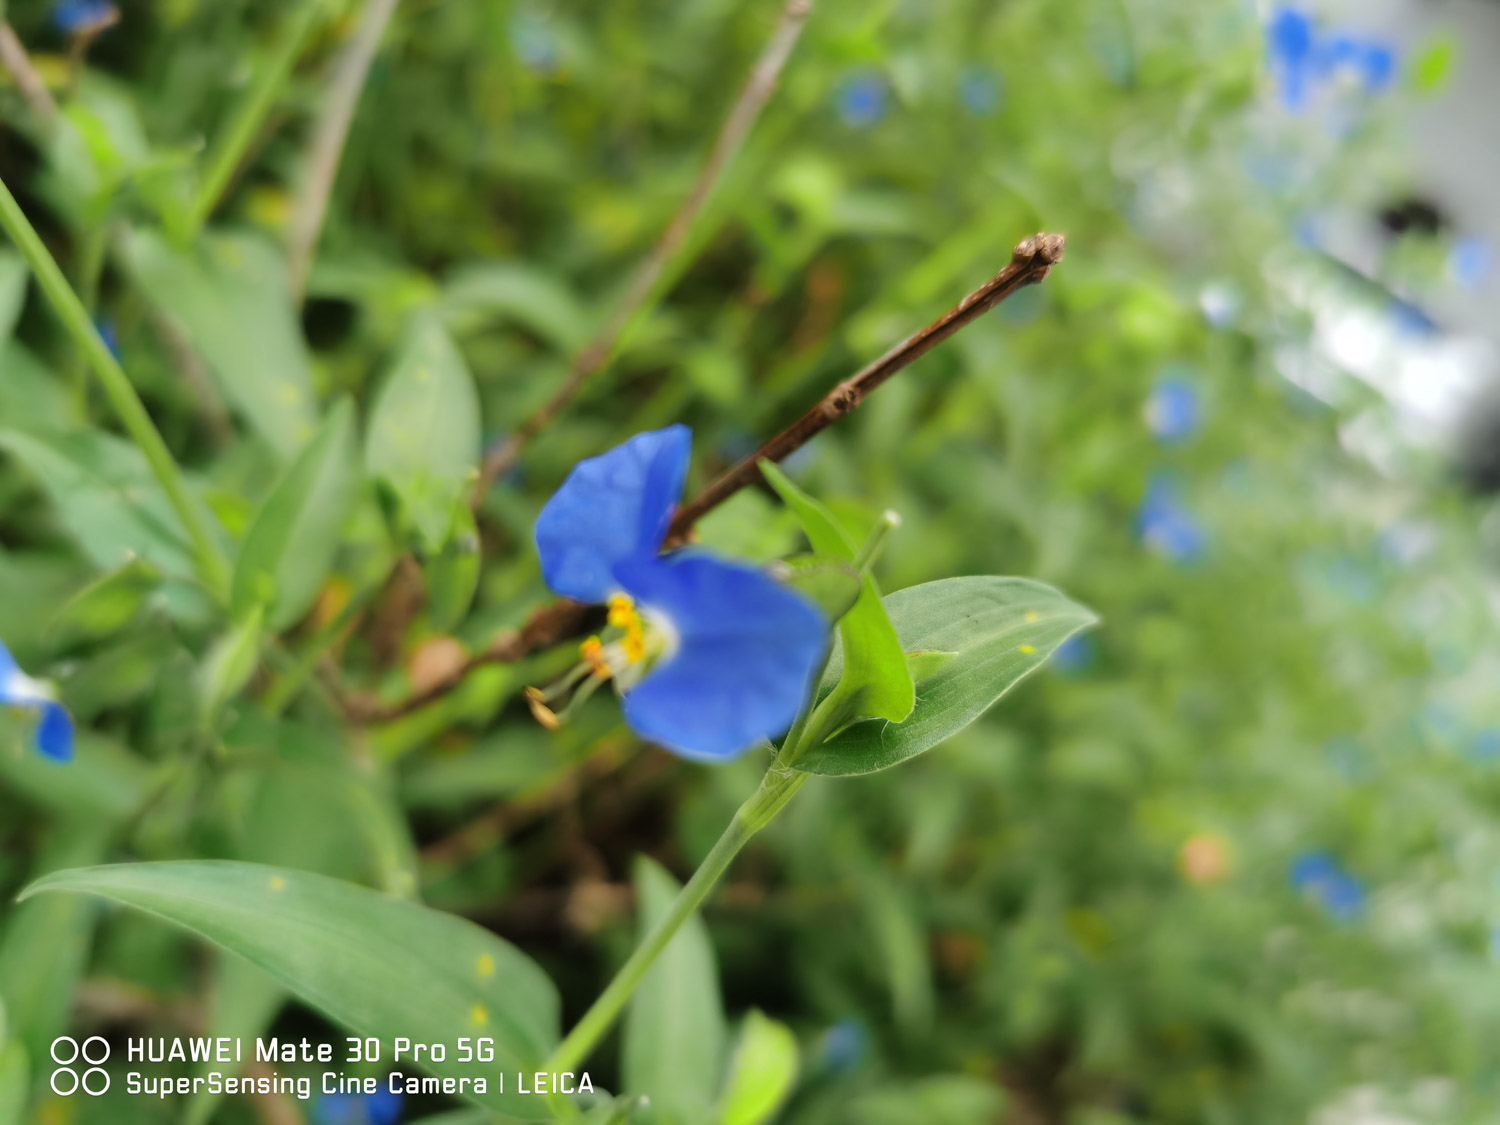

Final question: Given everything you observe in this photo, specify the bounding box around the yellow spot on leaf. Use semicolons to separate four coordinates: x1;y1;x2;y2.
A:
470;1004;489;1027
1025;610;1040;622
1019;644;1036;655
269;876;286;892
476;954;495;979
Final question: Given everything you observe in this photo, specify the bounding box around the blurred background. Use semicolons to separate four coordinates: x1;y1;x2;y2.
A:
2;0;1500;1122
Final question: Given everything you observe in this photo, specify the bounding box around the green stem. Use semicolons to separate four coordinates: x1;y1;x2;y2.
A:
854;508;902;572
543;763;809;1076
184;3;322;238
0;174;231;599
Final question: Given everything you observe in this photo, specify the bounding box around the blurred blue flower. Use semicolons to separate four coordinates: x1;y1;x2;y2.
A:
534;427;827;760
1450;237;1492;291
1389;299;1437;340
1291;851;1365;921
1144;376;1200;444
0;640;73;762
1472;729;1500;763
1267;7;1398;110
958;66;1002;116
315;1089;402;1125
1136;477;1205;564
836;73;888;128
818;1019;871;1073
1049;633;1095;677
52;0;117;34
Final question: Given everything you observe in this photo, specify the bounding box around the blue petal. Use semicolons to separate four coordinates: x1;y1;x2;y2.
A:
0;640;18;692
36;703;73;763
535;426;691;603
614;554;827;760
365;1088;404;1125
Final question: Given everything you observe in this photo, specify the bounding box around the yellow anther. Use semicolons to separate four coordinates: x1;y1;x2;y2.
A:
580;636;612;679
525;686;563;730
607;595;636;629
623;630;646;663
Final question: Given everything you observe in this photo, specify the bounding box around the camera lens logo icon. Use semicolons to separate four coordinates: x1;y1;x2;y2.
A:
50;1036;111;1096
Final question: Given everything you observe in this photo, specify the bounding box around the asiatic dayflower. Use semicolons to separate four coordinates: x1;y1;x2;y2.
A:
1136;475;1205;565
1144;374;1200;444
532;426;826;761
1289;851;1365;921
0;640;73;762
314;1088;403;1125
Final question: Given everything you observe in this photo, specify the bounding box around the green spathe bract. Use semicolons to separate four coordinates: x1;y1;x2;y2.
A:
21;861;560;1120
799;576;1099;775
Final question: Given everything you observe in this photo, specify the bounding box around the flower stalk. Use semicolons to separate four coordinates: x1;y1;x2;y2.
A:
543;759;810;1077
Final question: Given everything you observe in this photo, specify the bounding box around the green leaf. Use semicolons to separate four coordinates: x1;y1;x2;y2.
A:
0;721;154;822
48;556;162;647
440;261;590;353
0;1042;25;1125
770;555;862;624
231;399;359;630
426;500;482;632
760;461;913;724
21;861;561;1120
182;957;284;1125
198;608;264;728
0;825;112;1064
366;314;482;552
798;577;1098;776
622;857;726;1125
124;228;317;457
0;428;198;579
716;1010;799;1125
0;249;27;342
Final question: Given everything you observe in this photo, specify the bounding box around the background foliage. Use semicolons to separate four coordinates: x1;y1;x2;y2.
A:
0;0;1495;1122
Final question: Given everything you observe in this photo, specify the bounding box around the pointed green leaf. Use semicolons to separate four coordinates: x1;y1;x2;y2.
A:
440;261;590;353
770;554;862;625
760;462;913;724
426;500;481;632
48;556;162;646
798;577;1098;776
231;399;359;630
124;229;317;456
21;861;561;1120
367;314;482;552
717;1010;799;1125
622;857;726;1125
198;607;263;728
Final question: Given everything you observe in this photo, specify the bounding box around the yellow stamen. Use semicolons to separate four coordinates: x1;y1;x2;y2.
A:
580;635;612;679
525;686;562;730
607;594;635;629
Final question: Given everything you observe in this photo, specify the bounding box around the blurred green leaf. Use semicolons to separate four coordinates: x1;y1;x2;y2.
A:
440;261;591;353
366;314;482;552
197;607;263;729
760;461;913;725
1411;37;1457;94
0;428;197;578
0;722;154;822
623;857;726;1125
182;957;284;1125
124;228;317;457
799;577;1097;775
716;1010;799;1125
426;499;482;632
0;1041;25;1125
231;398;359;631
22;861;561;1120
772;554;862;625
48;556;162;647
0;250;27;342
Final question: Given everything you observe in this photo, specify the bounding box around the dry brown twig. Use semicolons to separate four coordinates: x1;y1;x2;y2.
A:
0;23;59;124
356;233;1065;723
471;0;817;504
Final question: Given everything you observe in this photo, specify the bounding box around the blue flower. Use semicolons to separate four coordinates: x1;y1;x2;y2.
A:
533;427;827;760
1144;375;1200;444
958;66;1002;116
1049;634;1095;677
818;1019;871;1073
1267;8;1398;109
1268;6;1317;109
96;317;120;362
1136;477;1204;564
0;640;73;762
836;73;888;128
52;0;117;34
1290;851;1365;921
